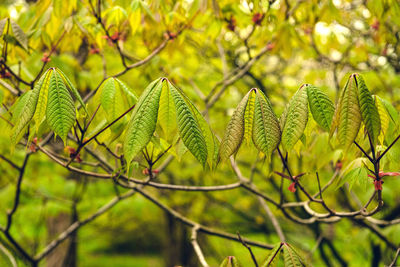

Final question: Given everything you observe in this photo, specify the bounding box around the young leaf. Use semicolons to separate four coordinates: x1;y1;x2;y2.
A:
115;78;138;106
261;243;282;267
306;84;334;131
281;85;308;150
46;70;76;144
0;18;7;36
283;243;306;267
243;90;256;145
219;90;251;161
10;20;28;50
220;256;240;267
10;88;40;145
252;90;281;156
123;79;163;166
158;82;177;141
33;69;53;130
336;75;362;148
100;78;126;132
355;74;381;145
374;95;389;144
56;68;88;114
169;84;208;166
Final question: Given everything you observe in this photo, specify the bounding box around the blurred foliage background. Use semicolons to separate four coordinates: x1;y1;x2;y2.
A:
0;0;400;266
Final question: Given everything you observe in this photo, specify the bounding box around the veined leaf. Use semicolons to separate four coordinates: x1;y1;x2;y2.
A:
220;256;240;267
374;95;389;144
115;78;138;106
158;82;177;141
56;68;88;114
0;18;7;36
355;74;381;145
306;84;334;131
261;243;282;267
243;89;256;145
33;69;53;131
100;78;126;132
124;79;163;166
10;86;40;145
219;90;251;161
283;243;306;267
170;84;207;166
10;20;28;50
252;90;281;156
337;75;362;148
281;85;308;150
46;70;76;143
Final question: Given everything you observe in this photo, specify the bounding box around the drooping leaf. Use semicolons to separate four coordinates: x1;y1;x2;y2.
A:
336;75;362;148
0;18;7;36
33;69;53;130
56;68;88;114
281;85;308;150
158;81;177;141
219;90;251;161
336;166;368;190
169;84;208;166
261;243;282;267
306;84;334;131
374;95;389;144
252;90;281;156
220;256;240;267
46;70;76;143
10;20;28;50
115;78;138;106
355;74;381;145
10;88;40;145
123;79;163;166
283;243;306;267
100;78;126;132
243;89;256;145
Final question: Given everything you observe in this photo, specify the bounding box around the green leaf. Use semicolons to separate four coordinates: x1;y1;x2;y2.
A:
219;90;251;161
10;81;42;145
336;166;368;190
261;243;282;267
33;69;53;131
158;82;177;141
115;78;138;106
336;75;362;148
252;90;281;156
281;85;308;150
306;84;334;131
123;79;163;166
243;89;256;145
169;83;207;166
374;95;389;144
56;68;88;114
100;78;126;131
355;74;381;145
220;256;240;267
10;20;28;50
283;243;306;267
46;70;76;144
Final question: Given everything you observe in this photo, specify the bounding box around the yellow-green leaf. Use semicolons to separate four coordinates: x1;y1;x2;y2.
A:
281;85;308;150
306;84;334;131
252;90;281;156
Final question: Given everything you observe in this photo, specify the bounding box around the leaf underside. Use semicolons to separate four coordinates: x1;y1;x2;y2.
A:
219;90;251;161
